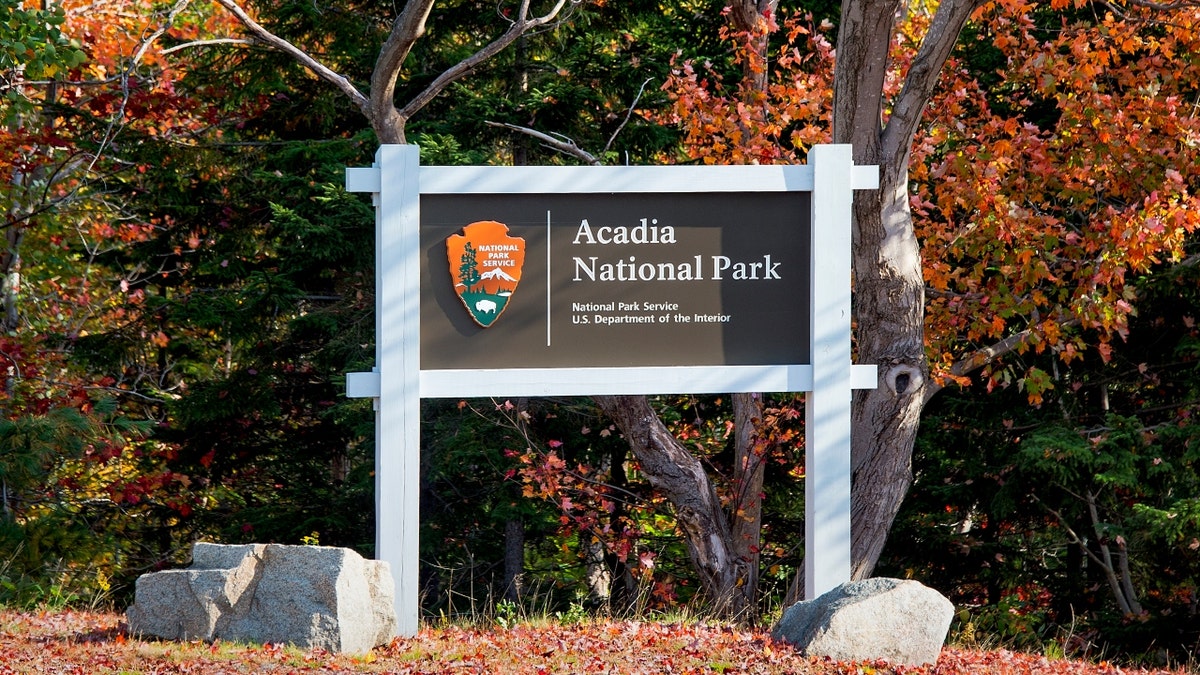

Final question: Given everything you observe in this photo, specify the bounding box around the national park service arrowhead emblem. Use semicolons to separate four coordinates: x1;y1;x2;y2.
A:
446;221;525;328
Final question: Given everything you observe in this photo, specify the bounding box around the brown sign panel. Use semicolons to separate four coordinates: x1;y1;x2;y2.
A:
420;192;811;369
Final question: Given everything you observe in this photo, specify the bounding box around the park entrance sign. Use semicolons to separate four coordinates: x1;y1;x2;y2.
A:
345;145;879;635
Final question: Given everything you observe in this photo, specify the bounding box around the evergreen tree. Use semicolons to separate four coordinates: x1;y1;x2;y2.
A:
459;243;481;293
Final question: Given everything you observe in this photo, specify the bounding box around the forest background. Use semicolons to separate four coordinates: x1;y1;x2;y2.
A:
1;0;1199;667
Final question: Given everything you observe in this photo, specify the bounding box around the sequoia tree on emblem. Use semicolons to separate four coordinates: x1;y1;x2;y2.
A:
445;221;526;328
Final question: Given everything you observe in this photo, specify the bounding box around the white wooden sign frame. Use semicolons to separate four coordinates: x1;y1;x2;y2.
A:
345;144;878;635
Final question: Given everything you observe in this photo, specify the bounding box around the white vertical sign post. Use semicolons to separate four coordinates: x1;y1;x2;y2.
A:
805;145;856;598
346;144;878;635
347;145;422;635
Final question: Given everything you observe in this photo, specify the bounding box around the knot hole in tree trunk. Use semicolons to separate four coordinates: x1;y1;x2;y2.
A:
885;364;923;397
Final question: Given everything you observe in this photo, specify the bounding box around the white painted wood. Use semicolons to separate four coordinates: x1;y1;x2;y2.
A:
346;370;381;398
418;364;878;397
354;164;878;194
420;164;816;194
850;364;878;390
421;365;814;397
345;166;381;193
805;144;858;600
352;163;879;195
375;145;422;635
852;165;880;190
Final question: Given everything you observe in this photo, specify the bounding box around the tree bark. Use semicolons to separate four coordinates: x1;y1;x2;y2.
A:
585;2;778;621
594;395;756;619
503;518;525;601
582;536;612;606
728;0;781;95
602;435;636;611
729;392;767;617
0;228;23;333
832;0;981;582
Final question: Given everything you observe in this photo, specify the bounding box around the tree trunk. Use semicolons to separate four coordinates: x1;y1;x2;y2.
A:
728;0;780;95
782;173;927;597
729;392;767;618
846;184;927;580
503;518;525;601
0;228;22;333
583;536;612;606
585;2;779;621
602;437;636;612
594;395;756;619
829;0;979;582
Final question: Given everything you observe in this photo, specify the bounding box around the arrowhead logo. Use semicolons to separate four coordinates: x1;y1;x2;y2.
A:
446;220;526;328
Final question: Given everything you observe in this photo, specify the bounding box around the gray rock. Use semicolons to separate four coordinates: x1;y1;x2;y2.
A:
771;578;953;666
127;542;397;653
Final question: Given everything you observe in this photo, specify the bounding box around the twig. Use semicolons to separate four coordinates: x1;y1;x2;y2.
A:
603;77;653;156
86;0;196;174
486;121;602;165
1031;491;1135;615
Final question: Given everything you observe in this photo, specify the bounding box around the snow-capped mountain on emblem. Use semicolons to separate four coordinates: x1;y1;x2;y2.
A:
479;268;517;283
445;221;526;328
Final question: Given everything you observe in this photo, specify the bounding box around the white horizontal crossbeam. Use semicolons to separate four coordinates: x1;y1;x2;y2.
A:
346;364;877;399
345;164;879;195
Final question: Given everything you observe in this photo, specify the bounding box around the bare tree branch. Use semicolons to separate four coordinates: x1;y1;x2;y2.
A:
86;0;196;173
161;38;254;55
212;0;580;143
1087;490;1144;616
394;0;577;128
925;318;1082;402
952;325;1066;378
486;122;602;165
1123;0;1200;7
129;0;194;68
368;0;437;142
831;0;903;151
1116;0;1200;11
931;243;1200;402
488;73;648;165
211;0;370;110
603;77;652;156
880;0;981;171
1031;491;1137;616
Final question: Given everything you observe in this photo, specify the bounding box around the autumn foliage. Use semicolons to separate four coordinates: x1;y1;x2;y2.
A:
646;0;1200;654
658;0;1200;401
0;0;257;603
915;0;1200;397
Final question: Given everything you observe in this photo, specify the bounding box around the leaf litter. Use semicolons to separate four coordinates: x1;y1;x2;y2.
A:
0;610;1190;674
